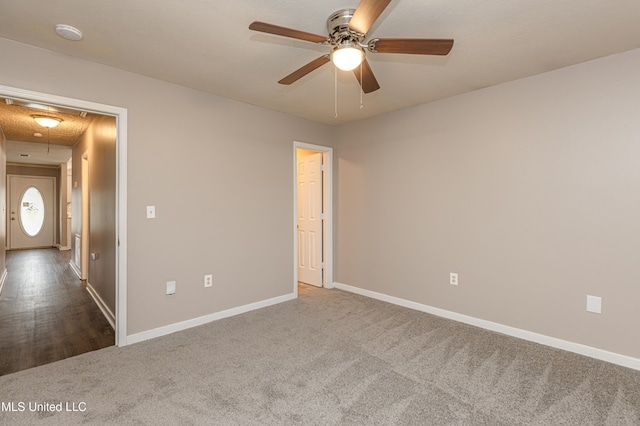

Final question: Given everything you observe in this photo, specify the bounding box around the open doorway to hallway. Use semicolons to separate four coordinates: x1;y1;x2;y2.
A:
294;142;333;297
0;85;127;373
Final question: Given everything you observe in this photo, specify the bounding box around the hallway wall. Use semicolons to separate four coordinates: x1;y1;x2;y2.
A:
71;116;117;314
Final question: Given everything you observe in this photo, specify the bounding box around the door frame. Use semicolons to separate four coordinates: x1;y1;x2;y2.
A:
0;84;128;347
7;175;56;249
293;142;333;297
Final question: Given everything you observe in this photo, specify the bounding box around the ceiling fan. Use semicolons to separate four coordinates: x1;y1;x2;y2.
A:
249;0;454;93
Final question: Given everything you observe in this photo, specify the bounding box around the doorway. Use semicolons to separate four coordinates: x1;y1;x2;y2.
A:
293;142;333;297
7;175;55;249
0;84;128;346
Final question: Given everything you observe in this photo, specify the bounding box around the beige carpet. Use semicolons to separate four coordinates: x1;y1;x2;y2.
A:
1;285;639;425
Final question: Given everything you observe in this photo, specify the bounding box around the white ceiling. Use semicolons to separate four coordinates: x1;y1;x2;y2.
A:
0;0;639;125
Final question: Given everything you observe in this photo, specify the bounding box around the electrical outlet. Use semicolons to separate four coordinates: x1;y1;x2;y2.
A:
586;295;601;314
450;272;458;286
166;280;176;295
204;274;213;288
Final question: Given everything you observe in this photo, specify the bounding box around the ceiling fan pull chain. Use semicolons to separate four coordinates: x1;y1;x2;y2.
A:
334;65;338;118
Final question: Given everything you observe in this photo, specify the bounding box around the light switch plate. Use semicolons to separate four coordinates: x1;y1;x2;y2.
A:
586;295;601;314
146;206;156;219
166;280;176;295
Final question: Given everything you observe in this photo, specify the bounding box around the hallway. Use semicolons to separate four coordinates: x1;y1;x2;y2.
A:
0;248;114;376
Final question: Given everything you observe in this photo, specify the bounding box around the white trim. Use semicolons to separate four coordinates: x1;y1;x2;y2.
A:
69;260;82;279
57;245;71;251
0;84;128;347
86;281;116;330
293;142;334;298
127;292;296;345
334;282;640;371
0;268;7;296
115;107;128;347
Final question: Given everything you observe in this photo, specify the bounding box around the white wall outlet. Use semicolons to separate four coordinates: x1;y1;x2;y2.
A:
450;272;458;286
586;295;602;314
204;274;213;288
166;280;176;295
146;205;156;219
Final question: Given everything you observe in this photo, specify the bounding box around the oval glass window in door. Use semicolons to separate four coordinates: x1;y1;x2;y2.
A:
20;186;46;237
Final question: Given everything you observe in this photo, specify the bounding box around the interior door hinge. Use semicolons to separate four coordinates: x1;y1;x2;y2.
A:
320;164;325;171
320;213;325;220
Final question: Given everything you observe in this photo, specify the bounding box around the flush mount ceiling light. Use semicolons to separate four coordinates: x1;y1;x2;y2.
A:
55;24;83;41
331;42;364;71
33;115;62;128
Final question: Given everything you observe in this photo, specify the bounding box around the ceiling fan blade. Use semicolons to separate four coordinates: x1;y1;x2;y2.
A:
278;55;331;85
349;0;392;35
249;21;327;43
370;38;454;55
353;59;380;94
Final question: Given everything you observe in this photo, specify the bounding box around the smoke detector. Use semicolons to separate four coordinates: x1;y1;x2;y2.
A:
55;24;83;41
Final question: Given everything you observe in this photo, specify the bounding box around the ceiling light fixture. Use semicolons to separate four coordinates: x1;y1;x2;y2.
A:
55;24;83;41
33;115;62;128
331;42;364;71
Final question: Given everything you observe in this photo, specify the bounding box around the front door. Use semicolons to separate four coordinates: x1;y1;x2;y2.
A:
297;151;323;287
9;175;55;249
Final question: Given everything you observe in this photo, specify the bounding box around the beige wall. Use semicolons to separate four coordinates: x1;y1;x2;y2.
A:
0;37;335;335
71;116;117;312
59;162;71;249
335;48;640;359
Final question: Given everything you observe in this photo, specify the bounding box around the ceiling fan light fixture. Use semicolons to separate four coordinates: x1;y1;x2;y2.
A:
33;115;62;128
331;43;364;71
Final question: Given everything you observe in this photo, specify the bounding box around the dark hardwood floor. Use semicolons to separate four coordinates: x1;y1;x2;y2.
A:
0;248;115;376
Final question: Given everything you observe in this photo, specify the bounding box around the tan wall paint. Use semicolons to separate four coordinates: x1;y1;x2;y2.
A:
0;38;334;335
59;162;71;249
335;48;640;359
71;116;117;312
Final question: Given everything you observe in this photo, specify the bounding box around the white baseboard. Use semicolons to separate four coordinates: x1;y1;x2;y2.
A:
334;282;640;371
57;245;71;251
0;268;7;296
127;292;296;345
69;261;81;279
86;281;116;330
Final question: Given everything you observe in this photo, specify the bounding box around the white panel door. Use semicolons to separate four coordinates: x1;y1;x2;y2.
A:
297;152;323;287
9;176;55;249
